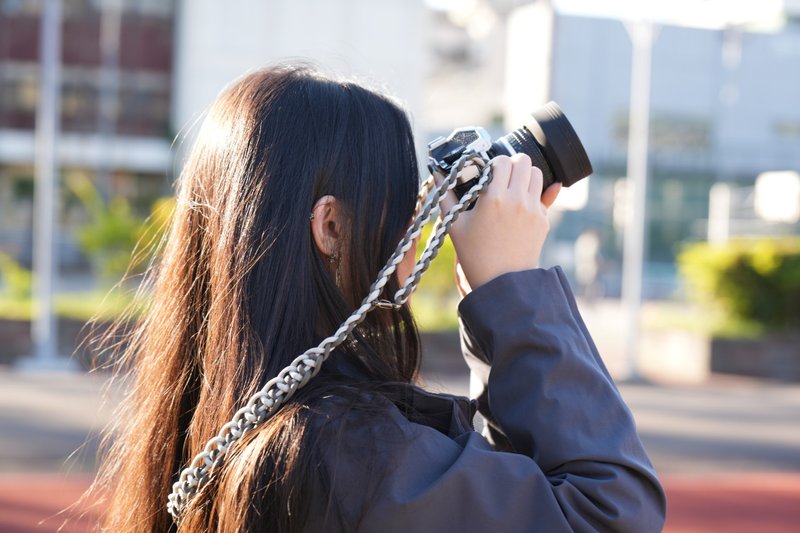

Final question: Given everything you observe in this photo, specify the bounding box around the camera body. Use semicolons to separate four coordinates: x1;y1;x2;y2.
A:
428;101;593;202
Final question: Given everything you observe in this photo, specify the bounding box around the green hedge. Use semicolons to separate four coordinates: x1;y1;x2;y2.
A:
0;253;32;299
409;221;460;331
678;238;800;332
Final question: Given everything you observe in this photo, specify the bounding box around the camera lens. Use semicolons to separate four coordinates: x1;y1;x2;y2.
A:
494;101;593;188
453;102;593;200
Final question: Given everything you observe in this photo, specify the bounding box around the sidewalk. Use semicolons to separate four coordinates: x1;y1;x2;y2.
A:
1;366;799;532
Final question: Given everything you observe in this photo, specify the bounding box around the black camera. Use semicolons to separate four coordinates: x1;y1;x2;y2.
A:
428;102;593;202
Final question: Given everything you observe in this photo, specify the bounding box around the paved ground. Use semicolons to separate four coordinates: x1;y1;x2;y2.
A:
660;473;800;533
1;358;799;531
0;474;97;533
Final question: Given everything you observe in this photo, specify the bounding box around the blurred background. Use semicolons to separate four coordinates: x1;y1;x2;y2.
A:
0;0;798;531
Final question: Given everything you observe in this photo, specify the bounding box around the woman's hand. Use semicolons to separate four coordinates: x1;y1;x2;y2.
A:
438;153;561;293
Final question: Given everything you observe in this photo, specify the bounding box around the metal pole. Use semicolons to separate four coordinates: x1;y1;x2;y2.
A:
96;0;122;199
708;183;732;245
30;0;62;367
621;20;656;381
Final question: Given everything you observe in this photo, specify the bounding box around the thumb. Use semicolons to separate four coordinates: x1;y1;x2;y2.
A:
541;181;562;209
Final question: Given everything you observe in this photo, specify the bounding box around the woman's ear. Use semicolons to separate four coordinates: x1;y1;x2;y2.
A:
310;195;342;257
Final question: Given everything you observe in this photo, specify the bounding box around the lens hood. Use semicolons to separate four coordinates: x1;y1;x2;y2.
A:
524;102;593;187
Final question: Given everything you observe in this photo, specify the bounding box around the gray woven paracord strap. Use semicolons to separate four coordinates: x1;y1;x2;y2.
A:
166;151;494;522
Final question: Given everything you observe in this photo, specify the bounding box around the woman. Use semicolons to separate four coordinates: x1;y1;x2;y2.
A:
93;65;665;532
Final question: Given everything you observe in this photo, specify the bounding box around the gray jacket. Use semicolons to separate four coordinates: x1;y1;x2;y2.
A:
305;267;666;532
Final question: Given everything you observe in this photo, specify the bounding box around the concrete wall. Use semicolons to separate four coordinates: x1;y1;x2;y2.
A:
172;0;428;141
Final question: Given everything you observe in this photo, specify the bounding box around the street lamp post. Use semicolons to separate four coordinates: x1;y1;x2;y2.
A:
33;0;62;365
18;0;73;371
621;19;657;381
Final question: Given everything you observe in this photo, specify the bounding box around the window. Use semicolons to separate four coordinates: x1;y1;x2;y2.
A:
614;111;712;153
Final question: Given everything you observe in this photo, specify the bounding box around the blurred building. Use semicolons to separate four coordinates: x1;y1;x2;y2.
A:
506;2;800;296
2;0;797;295
0;0;175;270
0;0;426;273
424;0;799;296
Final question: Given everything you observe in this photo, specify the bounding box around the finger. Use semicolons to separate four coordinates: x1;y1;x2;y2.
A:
527;165;544;198
541;181;562;209
508;153;532;194
432;170;458;216
488;155;512;192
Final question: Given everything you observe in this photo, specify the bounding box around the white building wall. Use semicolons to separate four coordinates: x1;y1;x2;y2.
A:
649;26;720;116
172;0;428;141
510;9;800;178
548;15;631;165
504;2;553;131
715;29;800;174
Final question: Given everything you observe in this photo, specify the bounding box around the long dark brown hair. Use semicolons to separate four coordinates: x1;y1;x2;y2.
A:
91;65;422;531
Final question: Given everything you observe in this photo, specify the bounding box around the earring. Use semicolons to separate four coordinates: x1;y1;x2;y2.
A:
329;250;341;287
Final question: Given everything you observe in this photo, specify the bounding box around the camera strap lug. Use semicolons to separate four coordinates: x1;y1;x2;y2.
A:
375;299;402;310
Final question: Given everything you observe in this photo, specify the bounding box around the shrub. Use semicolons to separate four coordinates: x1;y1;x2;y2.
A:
0;253;32;298
409;221;460;331
678;238;800;332
67;174;174;280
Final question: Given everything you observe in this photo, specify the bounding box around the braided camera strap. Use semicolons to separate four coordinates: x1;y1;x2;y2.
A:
166;151;493;522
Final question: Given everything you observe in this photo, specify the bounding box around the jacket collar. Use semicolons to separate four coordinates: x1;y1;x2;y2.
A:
398;384;478;437
321;350;477;437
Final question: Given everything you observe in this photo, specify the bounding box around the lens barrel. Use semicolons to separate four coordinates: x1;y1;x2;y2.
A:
450;101;592;202
493;101;593;188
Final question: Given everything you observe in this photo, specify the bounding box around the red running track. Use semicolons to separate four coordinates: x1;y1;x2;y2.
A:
661;473;800;533
0;472;798;532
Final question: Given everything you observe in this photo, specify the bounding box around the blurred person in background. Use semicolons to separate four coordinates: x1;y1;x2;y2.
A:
574;228;603;303
88;64;665;532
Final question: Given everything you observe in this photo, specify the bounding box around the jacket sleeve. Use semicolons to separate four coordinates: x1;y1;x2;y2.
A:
459;266;664;530
325;267;665;533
